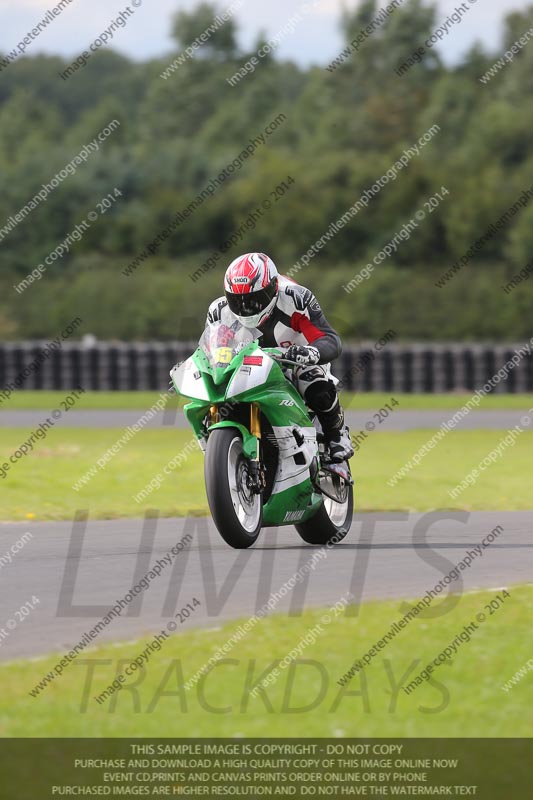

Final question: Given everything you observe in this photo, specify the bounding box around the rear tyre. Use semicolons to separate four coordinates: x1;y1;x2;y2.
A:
295;471;353;546
204;428;262;549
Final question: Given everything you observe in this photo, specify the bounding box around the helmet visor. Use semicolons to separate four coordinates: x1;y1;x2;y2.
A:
225;278;277;318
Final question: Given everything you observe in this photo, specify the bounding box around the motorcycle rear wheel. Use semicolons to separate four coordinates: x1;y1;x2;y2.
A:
295;469;353;546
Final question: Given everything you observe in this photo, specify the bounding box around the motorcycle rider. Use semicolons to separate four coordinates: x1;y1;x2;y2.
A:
206;252;354;462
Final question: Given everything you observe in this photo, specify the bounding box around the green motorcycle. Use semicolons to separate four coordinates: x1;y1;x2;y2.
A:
170;319;353;549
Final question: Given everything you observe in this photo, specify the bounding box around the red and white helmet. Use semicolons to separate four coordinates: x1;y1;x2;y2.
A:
224;253;279;328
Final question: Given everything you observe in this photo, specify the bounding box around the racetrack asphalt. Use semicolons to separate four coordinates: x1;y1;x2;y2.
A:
0;511;531;661
0;410;530;430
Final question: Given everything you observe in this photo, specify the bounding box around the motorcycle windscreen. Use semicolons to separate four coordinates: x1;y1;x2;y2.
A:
199;320;261;370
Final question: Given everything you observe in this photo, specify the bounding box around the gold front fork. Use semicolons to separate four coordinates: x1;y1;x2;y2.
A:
250;403;261;439
210;405;220;424
250;403;262;461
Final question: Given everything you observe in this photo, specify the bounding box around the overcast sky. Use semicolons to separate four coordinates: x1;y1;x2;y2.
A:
1;0;531;66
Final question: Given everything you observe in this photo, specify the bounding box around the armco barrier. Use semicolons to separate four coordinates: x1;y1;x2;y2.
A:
0;341;532;393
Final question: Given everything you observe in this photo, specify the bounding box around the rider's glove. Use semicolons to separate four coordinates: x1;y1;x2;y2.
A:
284;345;321;366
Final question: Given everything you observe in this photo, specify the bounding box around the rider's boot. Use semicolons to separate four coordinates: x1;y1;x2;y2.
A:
316;397;354;462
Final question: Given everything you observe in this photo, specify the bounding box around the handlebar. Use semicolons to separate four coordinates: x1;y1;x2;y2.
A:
270;353;301;368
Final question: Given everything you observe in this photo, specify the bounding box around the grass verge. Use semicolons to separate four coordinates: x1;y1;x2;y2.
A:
0;391;183;411
1;428;532;521
3;586;531;737
1;391;533;411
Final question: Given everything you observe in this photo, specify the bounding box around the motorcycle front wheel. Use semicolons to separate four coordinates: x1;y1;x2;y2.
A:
204;428;263;549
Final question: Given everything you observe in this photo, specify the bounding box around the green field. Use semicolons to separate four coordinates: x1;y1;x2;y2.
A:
2;586;531;737
1;427;532;521
2;390;533;411
0;391;183;411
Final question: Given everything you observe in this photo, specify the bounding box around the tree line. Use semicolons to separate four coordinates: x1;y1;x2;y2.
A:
0;0;532;342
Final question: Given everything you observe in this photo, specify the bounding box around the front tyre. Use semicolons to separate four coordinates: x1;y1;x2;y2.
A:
295;473;353;546
204;428;262;549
